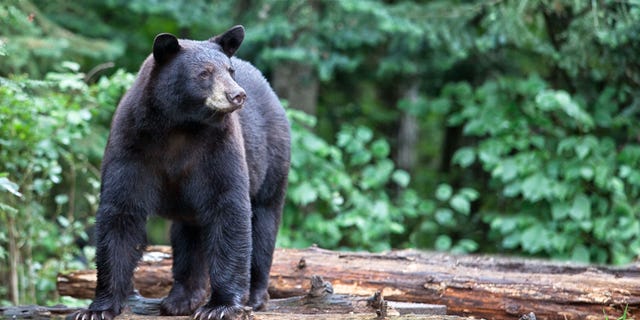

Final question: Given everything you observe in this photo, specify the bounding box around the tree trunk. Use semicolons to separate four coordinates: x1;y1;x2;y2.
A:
8;214;19;305
58;246;640;320
396;83;420;173
272;62;319;115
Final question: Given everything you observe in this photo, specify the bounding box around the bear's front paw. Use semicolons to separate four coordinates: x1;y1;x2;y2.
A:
160;288;206;316
193;304;249;320
70;309;116;320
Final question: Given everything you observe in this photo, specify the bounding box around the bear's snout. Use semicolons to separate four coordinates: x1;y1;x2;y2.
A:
226;89;246;108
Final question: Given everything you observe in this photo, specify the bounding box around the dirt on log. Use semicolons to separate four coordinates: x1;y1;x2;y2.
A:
57;246;640;320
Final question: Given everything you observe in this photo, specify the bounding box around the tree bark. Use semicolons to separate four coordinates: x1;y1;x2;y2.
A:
58;246;640;320
272;62;319;115
396;83;420;173
8;214;19;305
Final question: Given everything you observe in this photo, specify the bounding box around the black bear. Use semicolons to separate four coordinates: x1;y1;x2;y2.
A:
73;25;290;320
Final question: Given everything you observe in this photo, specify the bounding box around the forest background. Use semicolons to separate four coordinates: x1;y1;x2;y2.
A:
1;0;640;307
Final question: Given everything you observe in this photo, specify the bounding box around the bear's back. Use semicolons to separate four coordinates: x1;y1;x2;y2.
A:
233;57;290;199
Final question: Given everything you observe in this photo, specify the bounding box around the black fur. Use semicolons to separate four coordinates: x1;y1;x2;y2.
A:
72;25;290;320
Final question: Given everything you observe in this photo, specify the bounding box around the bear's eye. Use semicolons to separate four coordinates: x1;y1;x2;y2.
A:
228;67;235;77
199;69;212;78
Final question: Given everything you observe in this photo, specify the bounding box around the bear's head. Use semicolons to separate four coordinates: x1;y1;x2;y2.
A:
149;25;247;123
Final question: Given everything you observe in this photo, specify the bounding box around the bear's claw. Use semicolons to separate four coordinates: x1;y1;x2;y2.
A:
192;304;247;320
71;309;115;320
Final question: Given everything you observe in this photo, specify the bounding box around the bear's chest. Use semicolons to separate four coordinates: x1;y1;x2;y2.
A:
162;133;200;178
152;133;203;219
152;128;241;219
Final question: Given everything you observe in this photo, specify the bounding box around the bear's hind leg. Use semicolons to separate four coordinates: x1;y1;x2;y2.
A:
160;222;208;316
248;201;284;310
193;205;252;320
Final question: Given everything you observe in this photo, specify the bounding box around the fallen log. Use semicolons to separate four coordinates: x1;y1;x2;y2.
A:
57;246;174;300
116;275;445;317
10;275;449;319
97;313;462;320
58;246;640;319
1;305;385;320
112;313;461;320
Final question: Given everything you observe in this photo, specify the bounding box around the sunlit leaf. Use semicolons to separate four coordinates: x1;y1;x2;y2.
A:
435;184;453;201
0;176;22;197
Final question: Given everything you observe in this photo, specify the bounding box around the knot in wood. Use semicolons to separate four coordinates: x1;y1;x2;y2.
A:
297;258;306;270
307;275;333;298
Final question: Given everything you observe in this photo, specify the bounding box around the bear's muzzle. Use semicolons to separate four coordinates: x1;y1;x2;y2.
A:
226;89;246;109
205;86;246;113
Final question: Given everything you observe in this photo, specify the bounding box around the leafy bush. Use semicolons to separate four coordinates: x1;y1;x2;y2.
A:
280;108;427;251
439;76;640;264
0;65;132;305
281;109;484;254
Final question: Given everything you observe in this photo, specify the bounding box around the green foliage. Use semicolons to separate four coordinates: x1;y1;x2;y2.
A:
604;304;629;320
417;0;640;264
280;109;426;251
604;305;629;320
407;182;480;254
0;72;88;304
281;109;480;254
0;1;123;77
440;75;640;263
0;65;131;304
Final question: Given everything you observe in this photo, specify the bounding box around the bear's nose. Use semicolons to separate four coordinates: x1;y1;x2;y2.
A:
226;89;246;108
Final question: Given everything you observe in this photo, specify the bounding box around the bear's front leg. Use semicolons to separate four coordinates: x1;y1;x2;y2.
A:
248;203;282;310
72;161;155;320
192;196;252;320
72;206;148;320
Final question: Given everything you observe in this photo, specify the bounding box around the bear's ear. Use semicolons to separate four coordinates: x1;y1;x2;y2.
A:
153;33;180;64
210;25;245;58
